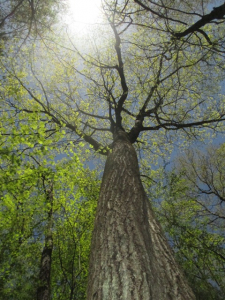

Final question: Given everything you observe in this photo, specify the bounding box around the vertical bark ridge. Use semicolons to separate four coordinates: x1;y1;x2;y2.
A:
87;130;195;300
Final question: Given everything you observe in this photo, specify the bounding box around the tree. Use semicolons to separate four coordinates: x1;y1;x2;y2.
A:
0;0;65;45
0;109;99;299
155;144;225;299
1;0;225;298
37;181;54;300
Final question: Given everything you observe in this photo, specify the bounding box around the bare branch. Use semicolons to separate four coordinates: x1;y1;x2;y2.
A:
174;3;225;39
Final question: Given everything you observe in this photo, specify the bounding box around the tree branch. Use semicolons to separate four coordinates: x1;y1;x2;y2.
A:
174;3;225;39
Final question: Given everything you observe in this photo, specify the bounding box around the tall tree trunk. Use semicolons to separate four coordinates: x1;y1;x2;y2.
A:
37;185;53;300
87;130;195;300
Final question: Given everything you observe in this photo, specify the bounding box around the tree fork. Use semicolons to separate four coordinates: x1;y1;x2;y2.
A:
87;130;195;299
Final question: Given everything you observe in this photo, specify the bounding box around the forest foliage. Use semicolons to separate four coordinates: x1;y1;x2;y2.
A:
0;0;225;299
0;111;100;299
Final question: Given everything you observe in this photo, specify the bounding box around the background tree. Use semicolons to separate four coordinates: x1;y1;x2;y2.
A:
0;108;99;299
1;0;225;299
0;0;66;47
154;144;225;299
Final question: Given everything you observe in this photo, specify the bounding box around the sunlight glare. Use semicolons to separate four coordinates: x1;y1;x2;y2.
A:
67;0;103;34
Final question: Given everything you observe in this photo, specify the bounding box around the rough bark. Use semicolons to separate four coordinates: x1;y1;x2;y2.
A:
37;186;53;300
87;130;195;300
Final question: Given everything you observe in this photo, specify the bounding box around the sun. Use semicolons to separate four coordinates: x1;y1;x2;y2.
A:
66;0;103;34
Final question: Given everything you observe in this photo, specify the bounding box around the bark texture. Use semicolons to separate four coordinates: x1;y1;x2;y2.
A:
87;130;195;300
